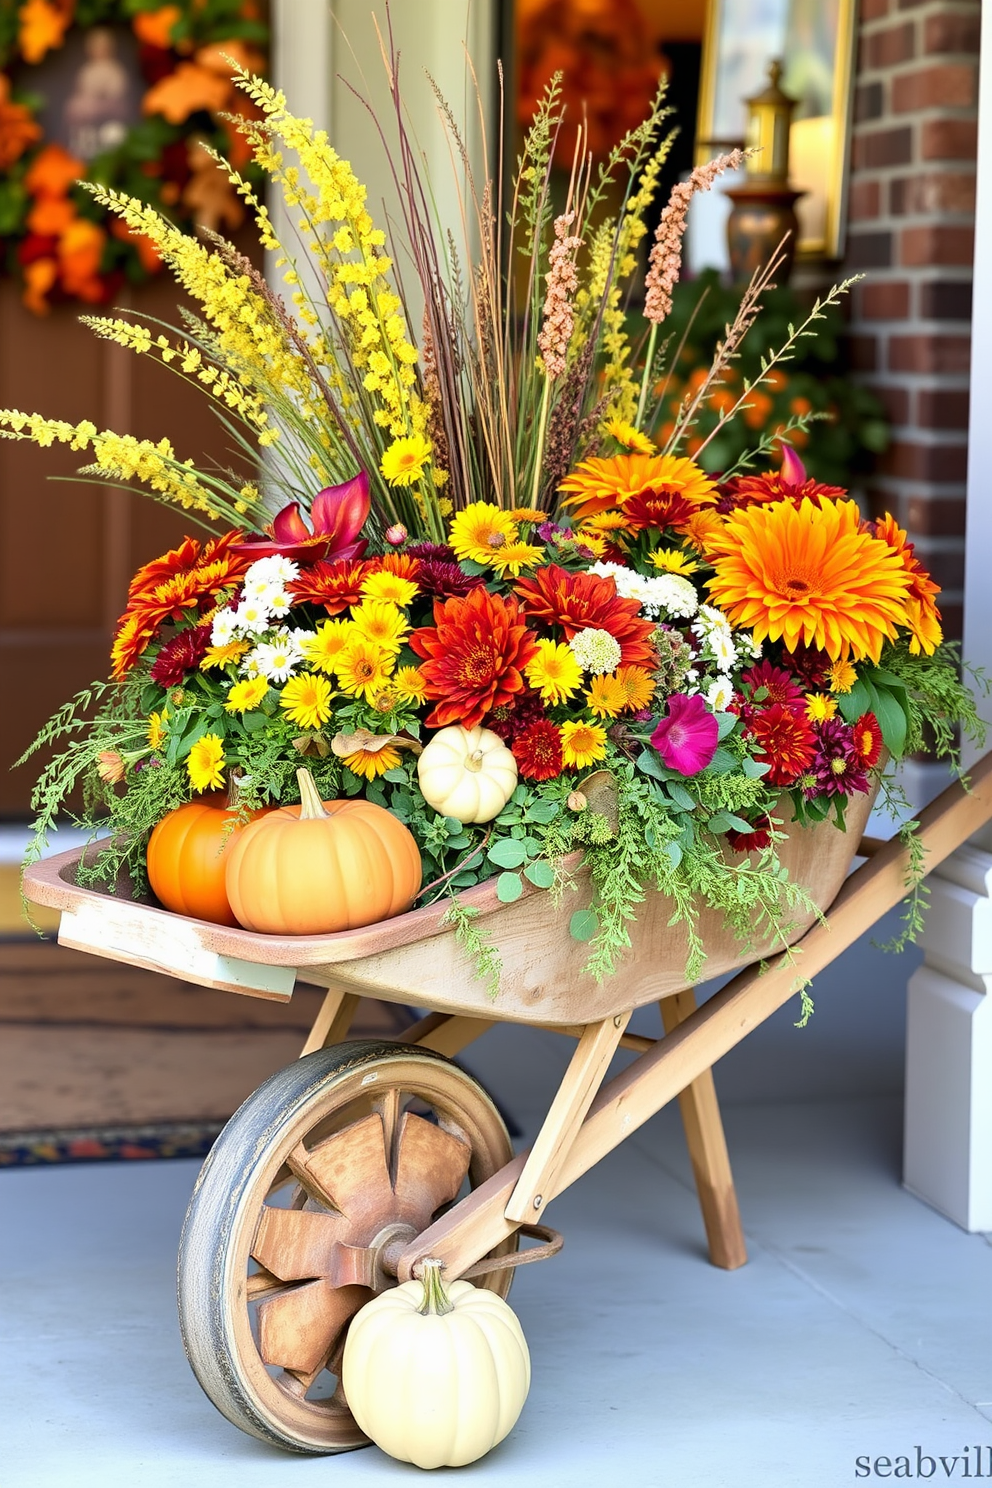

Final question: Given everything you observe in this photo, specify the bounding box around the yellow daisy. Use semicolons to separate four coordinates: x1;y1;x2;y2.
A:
509;507;545;524
394;665;428;704
350;599;408;655
805;693;838;723
559;452;717;520
650;548;700;577
187;734;225;792
147;711;168;750
615;665;656;711
580;510;632;535
586;673;627;719
448;502;519;565
342;743;403;780
828;659;858;694
200;639;250;670
524;640;583;705
335;639;395;701
224;677;269;714
560;720;608;770
603;417;656;456
279;672;333;730
490;540;545;577
380;433;432;487
361;569;419;606
303;619;354;675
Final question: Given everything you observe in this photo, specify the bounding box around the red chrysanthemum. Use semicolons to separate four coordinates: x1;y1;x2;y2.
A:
746;703;817;787
409;586;540;729
716;472;848;514
415;559;485;600
289;560;369;615
740;659;804;710
725;814;774;854
779;643;832;690
806;718;869;798
514;564;656;668
148;624;211;686
853;711;884;768
621;487;698;534
485;687;547;743
512;719;564;781
125;530;249;604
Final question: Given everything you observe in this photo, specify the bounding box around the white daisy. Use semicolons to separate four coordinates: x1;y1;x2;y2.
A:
250;555;300;587
253;638;302;683
267;588;292;619
234;597;272;635
210;608;238;646
708;629;738;669
706;677;734;712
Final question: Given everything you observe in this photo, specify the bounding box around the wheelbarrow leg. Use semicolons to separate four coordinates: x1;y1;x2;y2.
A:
660;990;747;1271
299;983;361;1056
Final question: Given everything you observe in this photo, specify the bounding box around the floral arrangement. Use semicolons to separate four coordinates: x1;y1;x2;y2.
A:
6;54;984;992
0;0;267;312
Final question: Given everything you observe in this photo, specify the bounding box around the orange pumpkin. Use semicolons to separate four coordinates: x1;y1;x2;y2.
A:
225;768;423;935
147;795;269;926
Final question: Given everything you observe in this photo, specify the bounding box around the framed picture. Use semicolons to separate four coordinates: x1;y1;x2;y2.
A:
695;0;857;258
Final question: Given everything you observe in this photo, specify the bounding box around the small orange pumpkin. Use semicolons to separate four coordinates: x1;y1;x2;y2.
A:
147;794;269;926
225;768;423;935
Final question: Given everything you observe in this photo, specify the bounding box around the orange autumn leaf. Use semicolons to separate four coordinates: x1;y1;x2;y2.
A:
143;62;231;124
27;194;75;236
18;0;71;66
132;5;183;50
22;257;58;316
0;77;42;170
25;143;85;199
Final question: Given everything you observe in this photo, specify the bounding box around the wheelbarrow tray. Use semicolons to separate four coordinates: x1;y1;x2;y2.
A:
22;786;877;1027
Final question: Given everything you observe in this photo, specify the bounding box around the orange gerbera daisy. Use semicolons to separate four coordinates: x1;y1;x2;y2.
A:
514;565;657;669
111;533;250;678
706;498;912;663
872;514;943;656
410;587;539;730
559;453;717;521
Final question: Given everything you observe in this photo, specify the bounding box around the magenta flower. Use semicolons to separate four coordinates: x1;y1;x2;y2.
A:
231;471;370;563
779;444;807;487
650;693;719;776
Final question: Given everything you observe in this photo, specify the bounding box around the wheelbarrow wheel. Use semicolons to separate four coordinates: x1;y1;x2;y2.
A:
177;1039;518;1455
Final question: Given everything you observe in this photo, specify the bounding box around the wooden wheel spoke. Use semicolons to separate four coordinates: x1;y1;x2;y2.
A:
304;1112;393;1220
257;1280;371;1375
374;1085;404;1169
392;1112;472;1222
251;1206;353;1282
245;1266;292;1301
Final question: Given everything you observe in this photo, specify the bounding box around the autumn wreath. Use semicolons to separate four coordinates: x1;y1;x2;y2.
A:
0;0;267;313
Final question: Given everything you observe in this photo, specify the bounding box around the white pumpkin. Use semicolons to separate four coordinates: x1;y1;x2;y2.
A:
342;1261;530;1469
417;724;518;824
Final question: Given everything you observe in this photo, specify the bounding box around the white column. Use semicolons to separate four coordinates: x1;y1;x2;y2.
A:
902;0;992;1231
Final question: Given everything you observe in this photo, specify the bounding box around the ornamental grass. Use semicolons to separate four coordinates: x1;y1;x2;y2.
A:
8;45;987;992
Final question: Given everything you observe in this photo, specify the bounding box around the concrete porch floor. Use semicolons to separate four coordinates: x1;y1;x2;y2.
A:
3;1020;991;1488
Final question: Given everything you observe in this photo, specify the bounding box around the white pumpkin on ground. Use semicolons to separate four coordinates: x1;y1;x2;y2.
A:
417;724;518;824
342;1261;531;1469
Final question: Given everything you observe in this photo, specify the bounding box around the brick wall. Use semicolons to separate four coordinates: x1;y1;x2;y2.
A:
844;0;980;642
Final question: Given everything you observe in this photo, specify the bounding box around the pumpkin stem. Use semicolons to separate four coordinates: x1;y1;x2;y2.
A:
296;767;329;820
417;1259;454;1317
465;750;484;773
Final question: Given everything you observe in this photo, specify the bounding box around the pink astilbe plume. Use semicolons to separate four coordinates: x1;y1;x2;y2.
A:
537;211;582;380
644;150;746;327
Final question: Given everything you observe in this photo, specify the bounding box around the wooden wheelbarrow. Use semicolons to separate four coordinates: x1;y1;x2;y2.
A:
22;753;992;1456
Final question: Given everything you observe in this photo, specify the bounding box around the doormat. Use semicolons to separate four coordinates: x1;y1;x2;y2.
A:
0;1120;223;1167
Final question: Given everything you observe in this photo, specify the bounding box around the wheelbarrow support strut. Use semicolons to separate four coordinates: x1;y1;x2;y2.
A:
395;752;992;1286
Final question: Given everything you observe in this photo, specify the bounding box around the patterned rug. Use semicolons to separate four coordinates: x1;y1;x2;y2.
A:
0;1120;223;1167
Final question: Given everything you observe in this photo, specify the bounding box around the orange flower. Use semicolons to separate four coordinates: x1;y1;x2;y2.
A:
22;257;58;316
742;390;773;429
18;0;71;65
58;219;106;300
558;453;717;521
0;78;42;170
109;217;163;274
25;143;84;199
143;62;231;125
410;587;538;730
706;498;912;663
26;195;75;236
289;560;369;615
872;514;943;656
514;565;657;669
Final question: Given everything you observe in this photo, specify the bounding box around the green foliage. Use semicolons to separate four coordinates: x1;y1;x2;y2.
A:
440;900;503;1000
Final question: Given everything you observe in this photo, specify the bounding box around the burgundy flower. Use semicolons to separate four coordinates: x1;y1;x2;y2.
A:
232;471;370;563
650;693;719;777
408;542;459;562
740;659;804;711
780;643;832;691
726;815;774;854
415;559;485;600
485;687;547;743
805;718;870;798
149;624;211;685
